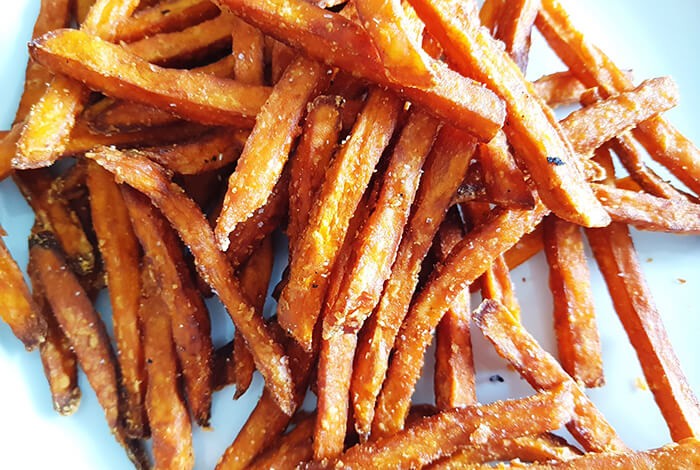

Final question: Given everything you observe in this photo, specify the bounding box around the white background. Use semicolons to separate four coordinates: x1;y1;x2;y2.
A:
0;1;699;468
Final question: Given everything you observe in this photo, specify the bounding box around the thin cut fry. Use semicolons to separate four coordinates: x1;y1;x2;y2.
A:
88;148;294;415
74;0;97;26
30;29;271;129
373;203;547;438
217;0;506;140
114;0;220;42
473;299;627;452
277;89;402;349
492;0;541;72
121;187;213;426
249;414;315;470
215;56;328;249
532;71;588;108
543;215;603;388
0;229;47;350
0;124;22;181
504;223;544;270
140;263;194;470
536;0;700;196
231;15;265;85
318;384;574;469
477;131;535;208
351;125;476;439
560;77;679;156
408;0;609;227
87;162;147;437
479;0;505;31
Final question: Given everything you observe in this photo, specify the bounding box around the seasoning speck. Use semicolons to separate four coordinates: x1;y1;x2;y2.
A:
547;156;566;166
489;374;505;383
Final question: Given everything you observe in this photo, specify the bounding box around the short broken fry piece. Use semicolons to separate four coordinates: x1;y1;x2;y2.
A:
491;0;541;72
532;71;588;108
477;131;535;208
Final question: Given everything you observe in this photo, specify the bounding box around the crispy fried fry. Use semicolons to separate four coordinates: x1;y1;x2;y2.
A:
288;96;343;245
560;77;679;155
592;183;700;234
479;0;505;30
30;29;271;129
351;125;476;439
88;147;294;414
217;0;506;140
373;203;547;438
318;384;574;469
140;263;194;470
473;299;627;452
504;223;543;269
492;0;541;72
213;340;236;391
408;0;609;227
215;56;328;249
0;124;21;181
249;414;315;470
433;209;476;410
0;229;47;350
532;71;588;108
82;0;143;41
536;0;700;196
231;15;265;85
86;162;147;437
543;215;603;388
74;0;97;26
277;89;402;349
477;131;535;208
114;0;220;42
121;186;214;426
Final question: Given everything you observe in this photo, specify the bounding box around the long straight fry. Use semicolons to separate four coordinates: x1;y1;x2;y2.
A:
114;0;220;42
88;147;294;415
373;203;547;438
408;0;608;227
87;162;147;437
215;56;328;249
473;299;627;452
216;0;505;140
351;125;476;438
543;215;603;388
277;89;402;349
535;0;700;196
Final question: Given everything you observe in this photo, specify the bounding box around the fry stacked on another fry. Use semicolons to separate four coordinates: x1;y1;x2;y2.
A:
1;0;699;468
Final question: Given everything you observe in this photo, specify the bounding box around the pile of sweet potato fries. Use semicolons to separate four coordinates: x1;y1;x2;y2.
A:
1;0;699;468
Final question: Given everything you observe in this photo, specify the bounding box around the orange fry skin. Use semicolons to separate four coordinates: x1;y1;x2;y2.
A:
140;264;194;470
372;203;548;439
477;131;535;208
479;0;505;31
351;125;476;439
543;215;603;388
248;414;315;470
0;231;47;350
231;14;265;86
277;89;402;349
317;384;574;469
532;71;588;108
474;299;627;452
30;29;271;129
87;162;147;437
492;0;541;72
408;0;609;228
215;0;506;140
504;223;543;270
88;147;294;415
215;56;329;249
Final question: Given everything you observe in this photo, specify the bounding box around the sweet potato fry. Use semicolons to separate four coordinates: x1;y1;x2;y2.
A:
126;14;234;67
88;147;294;414
30;29;271;129
372;203;547;438
277;89;402;349
477;131;535;208
121;186;213;426
114;0;220;42
560;77;679;155
213;340;236;391
429;433;581;468
231;14;265;85
491;0;541;72
87;162;147;437
13;169;96;280
217;0;506;140
28;248;81;415
532;71;588;108
287;95;343;245
408;0;609;228
543;215;603;388
318;384;574;469
0;124;21;181
586;222;700;441
479;0;505;30
0;229;47;350
433;209;476;410
351;125;476;438
140;263;194;470
473;299;627;452
536;0;700;196
215;56;328;249
249;414;315;470
592;183;700;234
504;223;544;269
15;0;141;169
354;0;433;86
74;0;97;26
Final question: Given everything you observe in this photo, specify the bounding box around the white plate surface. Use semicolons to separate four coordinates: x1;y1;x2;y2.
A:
1;1;699;468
